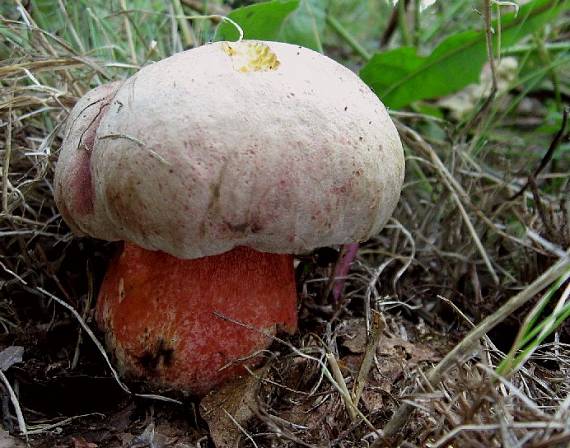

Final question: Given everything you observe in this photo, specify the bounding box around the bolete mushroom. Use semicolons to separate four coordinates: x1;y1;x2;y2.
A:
54;40;404;395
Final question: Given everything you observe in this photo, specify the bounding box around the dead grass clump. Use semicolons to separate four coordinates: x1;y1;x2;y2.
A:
408;360;570;447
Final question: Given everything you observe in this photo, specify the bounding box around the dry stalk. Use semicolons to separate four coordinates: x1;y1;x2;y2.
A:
352;310;384;407
26;413;105;436
1;98;12;214
119;0;138;65
0;370;27;438
223;409;260;448
326;352;357;421
396;121;500;284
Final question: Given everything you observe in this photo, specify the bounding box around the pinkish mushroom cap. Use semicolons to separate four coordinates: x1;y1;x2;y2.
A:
55;40;404;259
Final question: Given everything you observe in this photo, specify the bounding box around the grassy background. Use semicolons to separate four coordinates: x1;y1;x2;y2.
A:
1;0;569;447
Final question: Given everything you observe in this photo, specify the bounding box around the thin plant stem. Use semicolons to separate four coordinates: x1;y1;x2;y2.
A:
326;15;371;61
398;0;412;46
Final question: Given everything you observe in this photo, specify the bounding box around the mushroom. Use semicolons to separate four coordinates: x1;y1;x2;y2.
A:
54;40;404;395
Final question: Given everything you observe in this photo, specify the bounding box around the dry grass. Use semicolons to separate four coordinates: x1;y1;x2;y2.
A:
1;1;569;447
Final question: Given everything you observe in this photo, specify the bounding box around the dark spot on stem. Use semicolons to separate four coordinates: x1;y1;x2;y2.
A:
137;339;174;372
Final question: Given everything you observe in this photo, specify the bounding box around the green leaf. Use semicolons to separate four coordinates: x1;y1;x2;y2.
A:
281;0;328;51
360;0;568;109
214;0;300;42
214;0;328;51
362;47;425;86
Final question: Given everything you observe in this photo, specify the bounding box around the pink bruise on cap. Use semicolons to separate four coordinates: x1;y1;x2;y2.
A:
68;101;112;216
55;81;121;234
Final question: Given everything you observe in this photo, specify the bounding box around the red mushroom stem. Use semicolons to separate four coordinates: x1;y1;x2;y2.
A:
96;243;297;396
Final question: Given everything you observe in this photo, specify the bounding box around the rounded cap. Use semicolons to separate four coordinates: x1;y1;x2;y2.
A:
55;40;404;259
